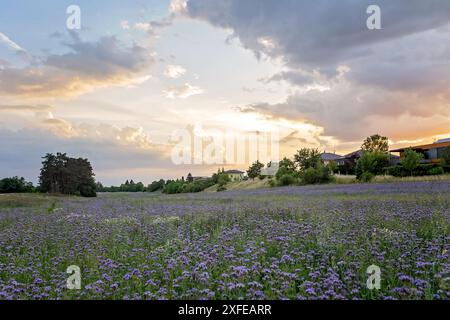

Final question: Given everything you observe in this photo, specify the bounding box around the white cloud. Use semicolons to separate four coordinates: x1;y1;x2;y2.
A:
164;64;187;79
0;31;26;53
134;22;152;32
170;0;188;14
122;21;152;32
162;83;204;99
120;20;131;30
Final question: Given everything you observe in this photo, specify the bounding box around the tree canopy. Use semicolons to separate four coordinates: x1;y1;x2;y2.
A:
39;153;97;197
401;148;424;176
247;160;264;180
0;177;34;193
362;134;389;153
294;148;322;172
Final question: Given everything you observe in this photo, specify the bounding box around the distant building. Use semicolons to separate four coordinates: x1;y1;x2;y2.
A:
390;139;450;164
224;170;245;182
341;150;364;166
261;162;279;177
321;152;343;165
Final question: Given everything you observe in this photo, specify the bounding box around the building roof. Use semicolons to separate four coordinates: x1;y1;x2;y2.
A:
224;170;244;174
321;152;343;161
390;140;450;153
343;149;364;158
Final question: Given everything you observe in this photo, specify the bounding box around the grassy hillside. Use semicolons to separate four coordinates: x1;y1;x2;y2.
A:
204;178;271;192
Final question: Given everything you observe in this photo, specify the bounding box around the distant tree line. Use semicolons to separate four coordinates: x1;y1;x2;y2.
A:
2;143;449;196
1;153;98;197
0;177;35;194
98;171;220;194
97;180;145;192
154;170;226;194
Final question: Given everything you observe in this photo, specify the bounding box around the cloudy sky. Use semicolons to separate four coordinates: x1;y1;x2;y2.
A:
1;0;449;185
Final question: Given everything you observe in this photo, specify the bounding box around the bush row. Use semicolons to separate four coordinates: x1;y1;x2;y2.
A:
385;163;448;177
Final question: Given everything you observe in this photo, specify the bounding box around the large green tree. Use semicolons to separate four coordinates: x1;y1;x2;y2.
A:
39;153;97;197
294;148;322;172
362;134;389;153
247;160;264;180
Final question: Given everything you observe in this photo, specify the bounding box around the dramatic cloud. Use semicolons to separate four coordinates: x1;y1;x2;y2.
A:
246;80;450;141
184;0;450;143
0;34;154;98
162;83;204;99
185;0;450;70
164;64;187;79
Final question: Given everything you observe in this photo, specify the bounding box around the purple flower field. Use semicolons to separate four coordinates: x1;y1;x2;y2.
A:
0;181;449;300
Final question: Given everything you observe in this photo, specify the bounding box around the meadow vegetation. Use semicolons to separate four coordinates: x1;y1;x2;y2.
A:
0;181;448;300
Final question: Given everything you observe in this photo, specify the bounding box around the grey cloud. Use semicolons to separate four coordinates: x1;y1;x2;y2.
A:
185;0;450;142
246;82;450;141
0;33;154;98
186;0;450;69
46;35;152;76
185;0;450;91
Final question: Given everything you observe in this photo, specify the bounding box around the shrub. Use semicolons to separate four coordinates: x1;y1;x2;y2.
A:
386;164;445;177
217;185;227;192
163;181;184;194
401;148;423;176
441;147;450;165
147;179;165;192
217;174;231;187
302;165;331;185
275;166;296;180
303;168;319;184
80;185;97;197
338;163;355;175
0;177;34;193
360;172;375;182
268;178;276;187
356;151;389;180
278;174;296;186
427;166;444;176
386;165;408;177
